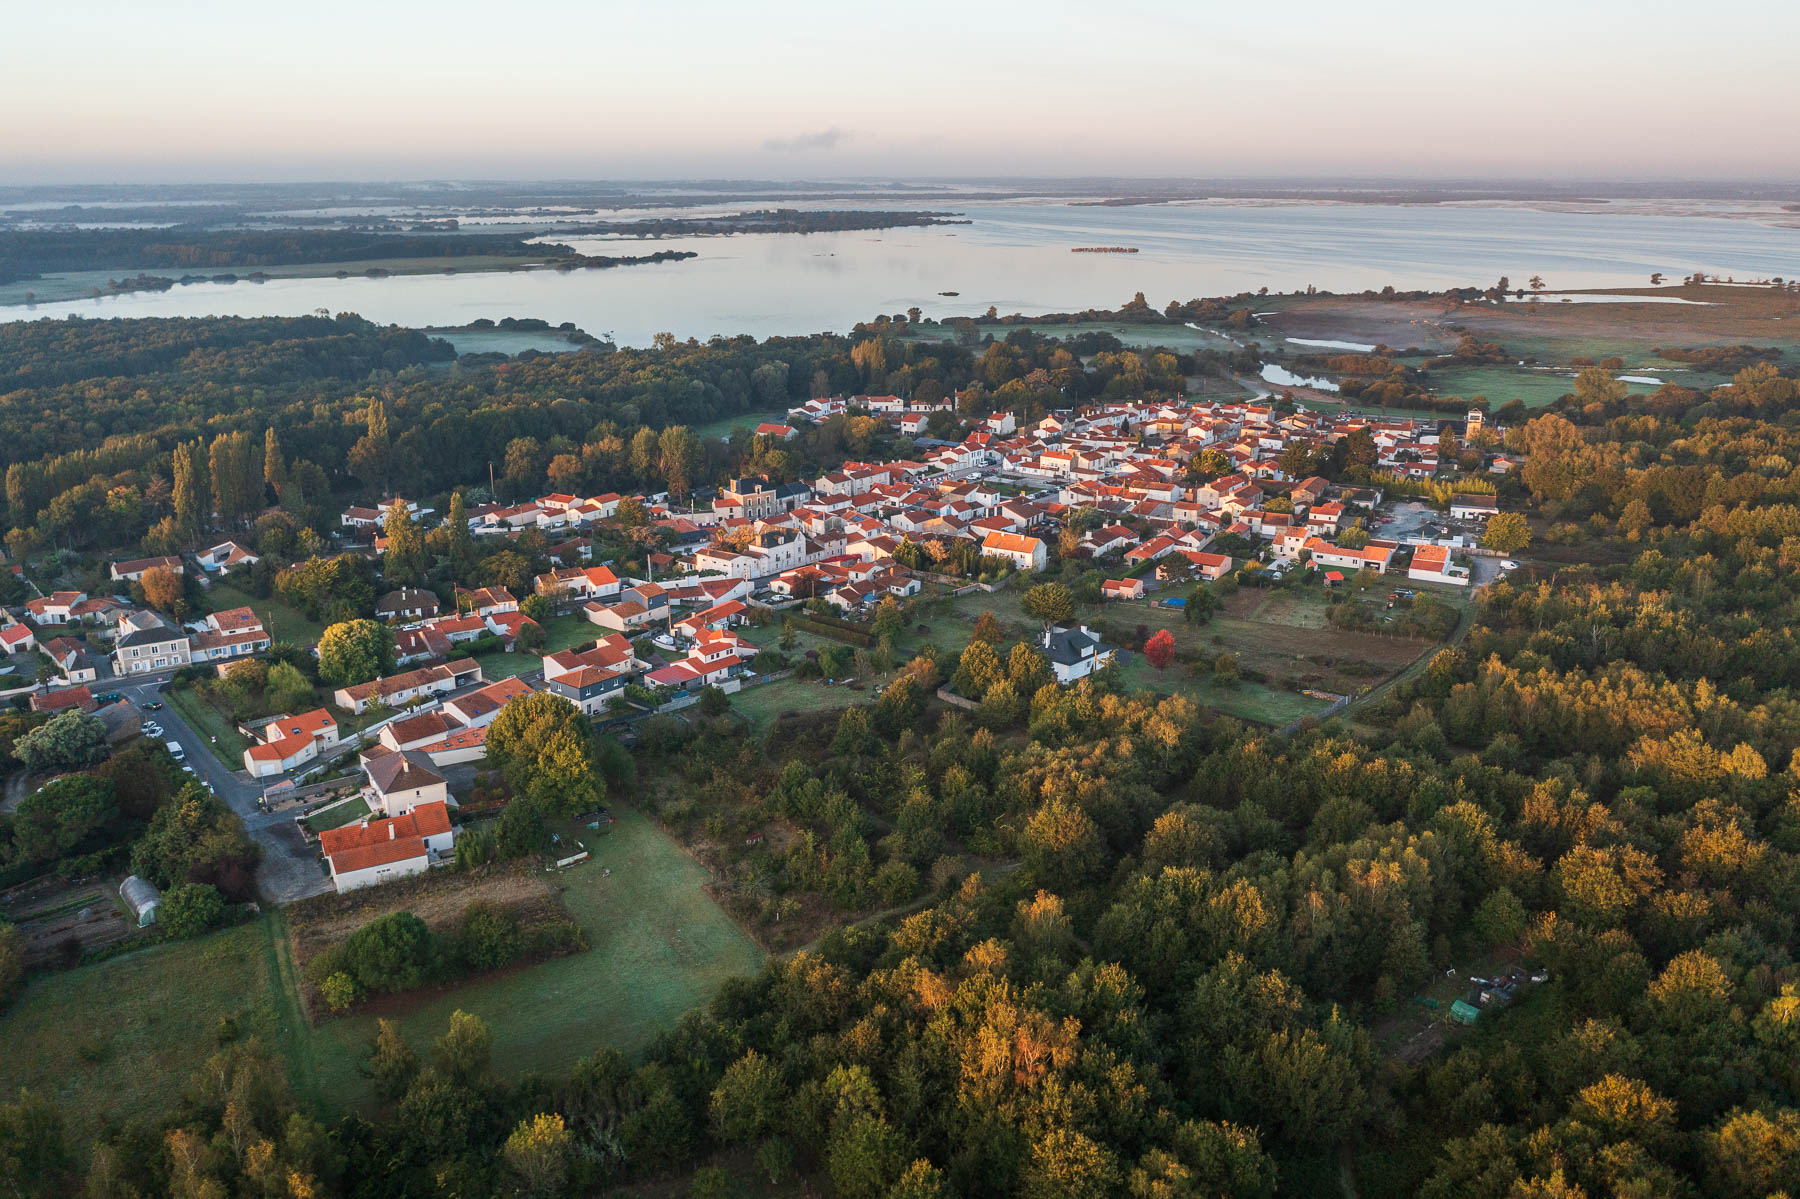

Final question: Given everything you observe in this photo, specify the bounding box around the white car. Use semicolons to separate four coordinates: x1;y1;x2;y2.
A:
1500;560;1519;571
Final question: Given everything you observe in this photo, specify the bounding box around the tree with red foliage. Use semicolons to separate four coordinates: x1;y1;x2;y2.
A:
1145;628;1176;671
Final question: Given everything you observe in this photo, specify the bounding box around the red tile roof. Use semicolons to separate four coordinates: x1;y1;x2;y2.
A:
320;801;452;874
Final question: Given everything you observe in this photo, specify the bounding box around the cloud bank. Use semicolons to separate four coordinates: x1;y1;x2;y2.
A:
762;127;853;152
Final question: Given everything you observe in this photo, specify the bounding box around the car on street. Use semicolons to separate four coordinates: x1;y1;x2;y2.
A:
143;722;164;738
165;740;185;760
142;700;163;710
1501;560;1519;571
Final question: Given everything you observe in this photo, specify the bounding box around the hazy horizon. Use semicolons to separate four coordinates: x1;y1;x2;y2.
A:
8;0;1800;185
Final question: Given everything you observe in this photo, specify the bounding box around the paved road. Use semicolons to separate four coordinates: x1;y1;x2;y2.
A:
113;673;332;904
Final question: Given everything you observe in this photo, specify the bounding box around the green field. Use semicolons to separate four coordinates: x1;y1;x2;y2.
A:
731;675;866;731
288;805;765;1113
1;807;765;1138
692;407;792;442
472;613;604;680
206;581;327;645
167;684;253;760
423;326;587;356
0;920;280;1153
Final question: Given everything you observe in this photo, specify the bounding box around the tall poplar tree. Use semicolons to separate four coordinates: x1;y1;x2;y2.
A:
383;499;426;586
172;440;209;543
263;427;287;502
446;490;473;572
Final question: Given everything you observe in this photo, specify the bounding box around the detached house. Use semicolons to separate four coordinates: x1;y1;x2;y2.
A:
25;591;86;625
363;750;452;818
110;555;183;583
319;801;453;893
243;709;339;778
981;531;1047;572
1449;493;1499;522
112;610;192;676
196;542;260;573
1040;623;1116;684
376;588;441;622
191;608;271;665
1;622;38;655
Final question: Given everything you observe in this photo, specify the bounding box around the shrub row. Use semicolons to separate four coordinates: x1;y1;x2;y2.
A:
301;902;587;1016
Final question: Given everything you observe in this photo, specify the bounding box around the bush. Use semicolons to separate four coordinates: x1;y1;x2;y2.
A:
520;918;588;960
321;971;362;1013
160;882;226;938
454;901;522;971
343;911;438;993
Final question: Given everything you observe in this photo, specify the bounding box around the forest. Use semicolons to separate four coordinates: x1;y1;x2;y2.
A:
0;229;565;283
0;210;967;284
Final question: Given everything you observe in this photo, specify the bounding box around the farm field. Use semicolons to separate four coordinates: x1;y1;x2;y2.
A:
0;919;279;1155
1262;286;1800;371
206;581;327;645
288;804;765;1114
1423;364;1661;408
0;876;139;965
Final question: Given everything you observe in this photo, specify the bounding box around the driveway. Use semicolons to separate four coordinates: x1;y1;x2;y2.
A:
111;672;332;904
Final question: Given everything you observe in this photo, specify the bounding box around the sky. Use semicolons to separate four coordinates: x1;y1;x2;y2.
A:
6;0;1799;183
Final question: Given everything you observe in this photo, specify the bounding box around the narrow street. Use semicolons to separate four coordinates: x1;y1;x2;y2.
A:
113;672;332;903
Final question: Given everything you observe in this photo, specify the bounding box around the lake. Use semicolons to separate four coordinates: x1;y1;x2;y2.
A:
6;200;1798;346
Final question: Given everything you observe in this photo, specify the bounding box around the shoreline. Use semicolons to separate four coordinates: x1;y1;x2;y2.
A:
0;250;695;309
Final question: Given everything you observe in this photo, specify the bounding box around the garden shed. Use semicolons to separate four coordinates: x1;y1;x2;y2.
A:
119;875;162;927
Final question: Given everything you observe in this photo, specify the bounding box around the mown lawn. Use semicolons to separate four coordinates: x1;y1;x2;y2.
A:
470;649;537;680
304;796;370;834
293;805;766;1114
206;581;326;645
0;919;279;1155
691;407;792;443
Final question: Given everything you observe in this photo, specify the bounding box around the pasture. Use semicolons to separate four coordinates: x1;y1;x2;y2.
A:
289;804;765;1114
0;919;279;1154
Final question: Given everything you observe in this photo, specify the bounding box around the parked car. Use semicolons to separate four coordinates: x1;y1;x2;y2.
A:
165;740;185;761
94;692;121;705
1501;560;1519;571
143;722;163;738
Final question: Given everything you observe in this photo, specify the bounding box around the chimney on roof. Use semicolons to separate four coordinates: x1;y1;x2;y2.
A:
389;823;396;840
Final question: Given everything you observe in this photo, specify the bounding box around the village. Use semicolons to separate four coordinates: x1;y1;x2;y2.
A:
0;389;1517;914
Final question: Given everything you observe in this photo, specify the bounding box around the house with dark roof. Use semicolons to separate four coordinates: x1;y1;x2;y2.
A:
363;750;451;817
376;588;441;622
1040;622;1117;684
112;610;192;676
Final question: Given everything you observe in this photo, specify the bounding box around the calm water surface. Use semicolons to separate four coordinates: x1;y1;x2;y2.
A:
7;202;1796;346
